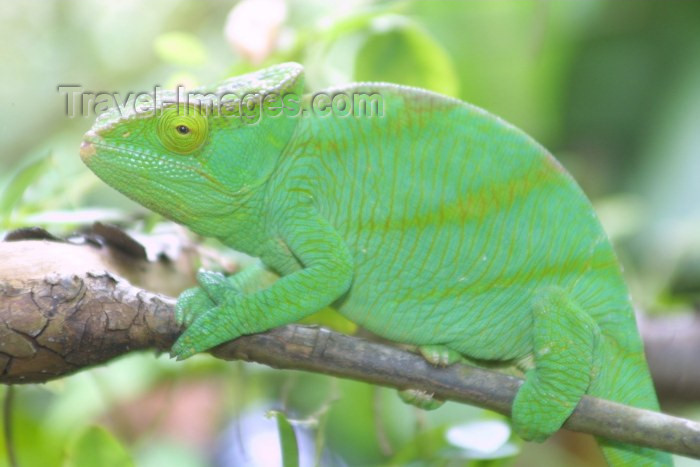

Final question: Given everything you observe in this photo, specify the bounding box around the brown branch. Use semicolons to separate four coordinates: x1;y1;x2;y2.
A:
1;240;699;459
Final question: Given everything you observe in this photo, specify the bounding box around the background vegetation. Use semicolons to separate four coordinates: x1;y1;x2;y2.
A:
1;1;699;465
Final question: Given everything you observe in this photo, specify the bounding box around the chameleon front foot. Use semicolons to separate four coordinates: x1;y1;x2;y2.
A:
172;270;244;360
398;389;444;410
171;302;244;360
175;270;236;327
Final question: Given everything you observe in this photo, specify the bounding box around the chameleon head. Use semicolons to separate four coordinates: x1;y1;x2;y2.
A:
80;63;304;236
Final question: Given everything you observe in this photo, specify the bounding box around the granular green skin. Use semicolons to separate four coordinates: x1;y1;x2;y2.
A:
80;63;671;466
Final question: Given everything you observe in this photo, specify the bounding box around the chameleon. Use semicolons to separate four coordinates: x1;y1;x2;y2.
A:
79;62;671;466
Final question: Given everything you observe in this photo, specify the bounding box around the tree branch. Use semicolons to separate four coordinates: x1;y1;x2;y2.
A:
1;240;699;459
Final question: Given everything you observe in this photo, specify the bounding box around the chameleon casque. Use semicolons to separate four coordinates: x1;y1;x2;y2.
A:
80;63;671;465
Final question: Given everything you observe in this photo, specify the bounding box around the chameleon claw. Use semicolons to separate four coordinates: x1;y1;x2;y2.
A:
170;342;196;361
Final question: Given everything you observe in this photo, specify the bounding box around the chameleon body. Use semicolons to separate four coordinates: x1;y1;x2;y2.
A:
80;63;670;465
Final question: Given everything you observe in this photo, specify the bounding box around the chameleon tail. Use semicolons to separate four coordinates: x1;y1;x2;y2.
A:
589;336;673;466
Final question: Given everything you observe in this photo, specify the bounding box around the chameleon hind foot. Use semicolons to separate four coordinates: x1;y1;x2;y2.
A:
398;389;444;410
511;286;599;442
418;345;463;367
397;345;460;410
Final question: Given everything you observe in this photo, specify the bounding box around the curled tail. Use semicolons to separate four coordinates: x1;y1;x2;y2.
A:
511;287;672;466
589;336;672;466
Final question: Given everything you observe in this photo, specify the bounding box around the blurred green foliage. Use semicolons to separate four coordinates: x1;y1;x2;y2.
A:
1;1;700;466
64;426;134;467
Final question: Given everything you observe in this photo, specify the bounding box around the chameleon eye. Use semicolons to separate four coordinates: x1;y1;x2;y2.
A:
157;106;208;155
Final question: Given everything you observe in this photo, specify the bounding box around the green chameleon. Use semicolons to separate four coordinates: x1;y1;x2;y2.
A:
80;63;671;466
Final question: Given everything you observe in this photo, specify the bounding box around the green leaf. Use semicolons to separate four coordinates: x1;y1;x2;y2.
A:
354;15;459;96
153;32;208;66
273;411;299;467
63;426;133;467
0;154;52;227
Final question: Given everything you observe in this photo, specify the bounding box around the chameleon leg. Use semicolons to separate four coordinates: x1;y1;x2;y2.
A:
511;286;599;442
171;211;354;360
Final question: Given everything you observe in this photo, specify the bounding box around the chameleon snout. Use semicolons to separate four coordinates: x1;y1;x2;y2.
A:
79;141;96;161
79;131;98;162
